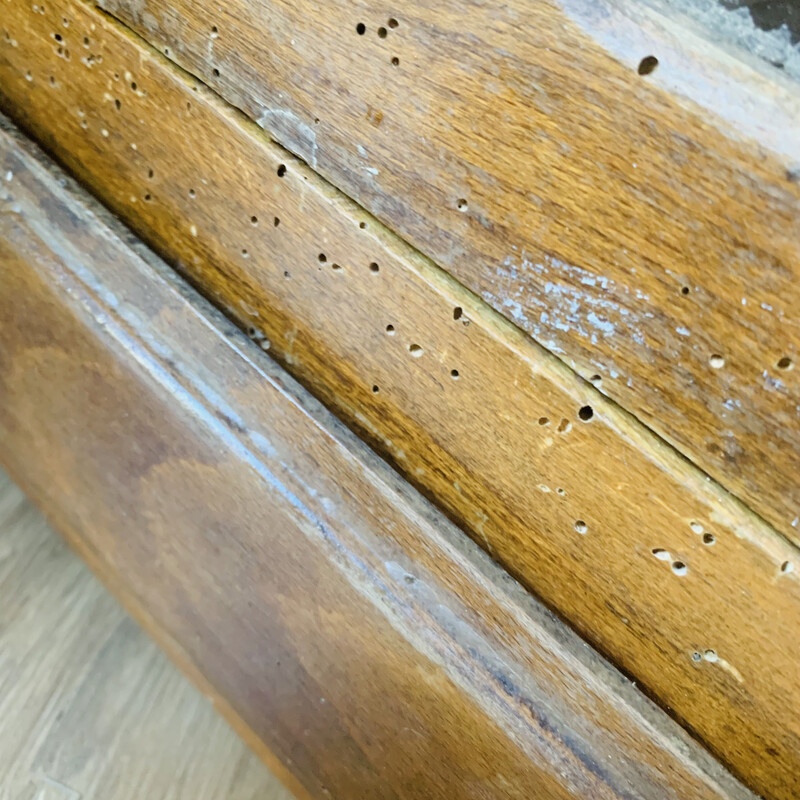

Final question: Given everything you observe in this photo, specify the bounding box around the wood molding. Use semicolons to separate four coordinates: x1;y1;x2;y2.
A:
0;5;798;797
94;0;800;544
0;118;754;800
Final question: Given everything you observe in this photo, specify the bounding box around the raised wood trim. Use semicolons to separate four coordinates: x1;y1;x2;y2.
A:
1;5;798;797
96;0;800;544
0;118;754;800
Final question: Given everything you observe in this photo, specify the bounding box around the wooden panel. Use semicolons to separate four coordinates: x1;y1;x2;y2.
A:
0;5;798;798
95;0;800;543
0;469;294;800
0;117;755;800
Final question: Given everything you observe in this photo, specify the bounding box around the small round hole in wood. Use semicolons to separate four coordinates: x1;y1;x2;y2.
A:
638;56;658;75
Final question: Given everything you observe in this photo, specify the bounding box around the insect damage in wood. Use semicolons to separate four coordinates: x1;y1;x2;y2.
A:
95;0;800;550
1;2;799;798
0;119;759;800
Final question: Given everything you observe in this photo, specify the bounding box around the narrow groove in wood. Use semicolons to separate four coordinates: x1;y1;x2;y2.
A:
96;0;800;545
85;2;791;556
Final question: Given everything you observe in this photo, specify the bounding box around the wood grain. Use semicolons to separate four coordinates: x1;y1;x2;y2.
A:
0;469;294;800
0;5;798;798
0;115;755;800
94;0;800;543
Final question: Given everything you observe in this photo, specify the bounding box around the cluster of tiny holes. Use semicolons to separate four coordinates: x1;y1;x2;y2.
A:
27;9;765;599
651;548;688;576
355;18;400;65
43;23;293;304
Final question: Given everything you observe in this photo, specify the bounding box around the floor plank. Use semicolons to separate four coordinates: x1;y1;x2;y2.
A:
0;468;294;800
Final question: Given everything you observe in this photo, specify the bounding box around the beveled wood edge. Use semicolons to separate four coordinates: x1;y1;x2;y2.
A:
0;115;754;799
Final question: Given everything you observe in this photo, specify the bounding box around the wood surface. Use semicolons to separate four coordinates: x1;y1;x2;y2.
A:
1;5;799;798
0;5;798;798
95;0;800;545
0;115;756;800
0;469;294;800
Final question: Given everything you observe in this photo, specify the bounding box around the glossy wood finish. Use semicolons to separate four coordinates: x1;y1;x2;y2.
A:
97;0;800;544
0;6;798;797
0;118;755;800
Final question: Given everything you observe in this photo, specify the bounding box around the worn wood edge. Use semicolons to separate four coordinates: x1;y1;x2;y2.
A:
93;0;800;543
556;0;800;163
1;7;799;796
0;117;756;800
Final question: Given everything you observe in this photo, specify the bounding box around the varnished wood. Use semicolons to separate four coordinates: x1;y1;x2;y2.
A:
0;6;798;797
0;116;755;800
96;0;800;545
0;470;294;800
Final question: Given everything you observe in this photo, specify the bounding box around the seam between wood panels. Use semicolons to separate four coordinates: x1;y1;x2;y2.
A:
4;9;799;793
85;2;800;560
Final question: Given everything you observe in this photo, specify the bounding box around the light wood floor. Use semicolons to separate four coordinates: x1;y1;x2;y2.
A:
0;468;294;800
